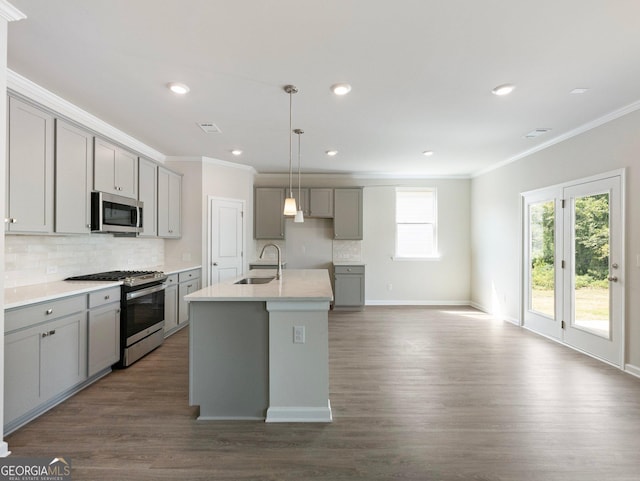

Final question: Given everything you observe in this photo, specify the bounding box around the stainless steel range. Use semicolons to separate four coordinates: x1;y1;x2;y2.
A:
66;270;167;367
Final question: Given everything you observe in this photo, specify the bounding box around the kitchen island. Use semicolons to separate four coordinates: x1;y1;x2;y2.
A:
185;269;333;423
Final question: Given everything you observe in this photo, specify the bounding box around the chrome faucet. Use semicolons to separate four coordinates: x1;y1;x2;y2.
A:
259;243;282;279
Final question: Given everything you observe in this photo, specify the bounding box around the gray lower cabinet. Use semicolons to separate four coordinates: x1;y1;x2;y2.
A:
55;119;93;234
333;265;365;310
178;269;201;325
6;96;54;233
334;188;363;240
4;297;88;432
87;287;121;377
164;274;179;335
254;187;285;239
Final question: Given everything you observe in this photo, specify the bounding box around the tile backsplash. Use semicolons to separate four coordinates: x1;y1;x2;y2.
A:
4;235;164;288
332;240;362;262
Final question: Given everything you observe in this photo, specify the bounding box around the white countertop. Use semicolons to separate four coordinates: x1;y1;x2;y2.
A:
4;264;202;310
185;269;333;302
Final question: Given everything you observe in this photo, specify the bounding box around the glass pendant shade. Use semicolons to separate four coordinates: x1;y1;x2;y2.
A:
294;209;304;223
283;197;297;216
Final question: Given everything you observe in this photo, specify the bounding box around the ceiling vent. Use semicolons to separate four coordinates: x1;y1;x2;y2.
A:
525;128;551;139
197;122;222;134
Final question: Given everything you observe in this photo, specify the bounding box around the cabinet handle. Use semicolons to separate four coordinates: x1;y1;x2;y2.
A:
10;218;17;224
347;268;352;272
42;332;49;338
49;329;56;336
45;308;53;315
104;295;110;300
187;284;193;288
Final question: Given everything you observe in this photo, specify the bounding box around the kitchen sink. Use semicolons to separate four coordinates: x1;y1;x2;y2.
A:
234;277;275;285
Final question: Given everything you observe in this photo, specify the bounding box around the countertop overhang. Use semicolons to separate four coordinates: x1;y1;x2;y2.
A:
185;269;333;302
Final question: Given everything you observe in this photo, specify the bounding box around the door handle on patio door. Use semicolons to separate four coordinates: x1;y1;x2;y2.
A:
608;276;618;282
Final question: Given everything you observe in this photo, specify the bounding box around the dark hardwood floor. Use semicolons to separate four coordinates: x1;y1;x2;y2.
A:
6;306;640;480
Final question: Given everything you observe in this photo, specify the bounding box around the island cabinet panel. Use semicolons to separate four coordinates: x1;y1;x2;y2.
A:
254;187;285;239
333;187;363;240
55;119;93;234
6;96;54;233
94;137;138;199
158;167;182;238
138;157;158;237
189;302;269;419
309;188;334;218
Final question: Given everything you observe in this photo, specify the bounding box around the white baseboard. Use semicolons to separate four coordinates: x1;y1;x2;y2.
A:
469;302;521;325
266;402;332;423
365;300;471;306
624;363;640;378
0;442;10;458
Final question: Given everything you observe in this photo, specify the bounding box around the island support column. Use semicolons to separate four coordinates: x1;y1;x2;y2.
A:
265;300;332;422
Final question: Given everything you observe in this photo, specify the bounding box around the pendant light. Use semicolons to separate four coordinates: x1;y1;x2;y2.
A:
293;128;304;223
283;85;298;216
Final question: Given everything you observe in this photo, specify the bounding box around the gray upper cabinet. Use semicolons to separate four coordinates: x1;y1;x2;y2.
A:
309;188;334;218
158;166;181;238
334;188;363;240
254;187;285;239
6;96;54;233
55;120;93;234
292;188;309;217
94;137;138;199
138;158;158;237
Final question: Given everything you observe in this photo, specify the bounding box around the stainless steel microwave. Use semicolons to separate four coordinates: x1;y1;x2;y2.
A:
91;191;142;234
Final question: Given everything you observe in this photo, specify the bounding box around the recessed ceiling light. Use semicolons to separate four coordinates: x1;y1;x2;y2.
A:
168;82;190;95
492;84;515;96
570;88;590;94
422;150;434;157
331;83;352;96
326;150;338;156
231;149;243;156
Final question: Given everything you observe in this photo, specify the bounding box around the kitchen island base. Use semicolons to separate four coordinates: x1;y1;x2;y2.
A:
187;269;333;423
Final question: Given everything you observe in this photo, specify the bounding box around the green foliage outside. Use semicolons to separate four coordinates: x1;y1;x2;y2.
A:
531;194;609;291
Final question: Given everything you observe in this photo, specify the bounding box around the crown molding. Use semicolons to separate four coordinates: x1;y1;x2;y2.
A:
0;1;26;22
7;69;166;162
473;99;640;178
166;156;257;174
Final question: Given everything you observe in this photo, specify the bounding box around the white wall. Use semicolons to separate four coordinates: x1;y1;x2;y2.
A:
470;109;640;371
255;174;472;304
165;157;256;284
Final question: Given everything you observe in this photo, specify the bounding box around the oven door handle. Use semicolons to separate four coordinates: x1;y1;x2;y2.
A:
126;283;166;300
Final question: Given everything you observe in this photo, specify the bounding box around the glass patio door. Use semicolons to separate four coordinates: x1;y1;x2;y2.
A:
523;173;623;367
562;176;623;366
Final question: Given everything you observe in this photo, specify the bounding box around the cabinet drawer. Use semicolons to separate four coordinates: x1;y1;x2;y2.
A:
88;287;121;309
165;273;179;286
334;265;365;275
5;295;86;333
179;269;201;282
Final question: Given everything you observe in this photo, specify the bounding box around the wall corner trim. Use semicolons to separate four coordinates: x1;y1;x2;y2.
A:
624;364;640;379
0;1;26;22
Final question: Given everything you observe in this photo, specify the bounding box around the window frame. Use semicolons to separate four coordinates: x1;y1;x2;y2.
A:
393;187;439;261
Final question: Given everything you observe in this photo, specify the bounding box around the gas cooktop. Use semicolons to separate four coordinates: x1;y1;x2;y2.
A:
66;270;166;287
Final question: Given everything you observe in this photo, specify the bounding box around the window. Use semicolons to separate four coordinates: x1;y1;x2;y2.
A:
395;188;438;259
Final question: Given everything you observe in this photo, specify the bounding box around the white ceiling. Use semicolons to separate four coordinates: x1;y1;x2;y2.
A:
7;0;640;176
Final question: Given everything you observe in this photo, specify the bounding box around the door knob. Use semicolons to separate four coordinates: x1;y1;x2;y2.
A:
212;262;218;266
608;276;618;282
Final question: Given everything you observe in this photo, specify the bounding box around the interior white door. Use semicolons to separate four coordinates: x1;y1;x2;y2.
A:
522;172;624;367
209;197;244;285
562;176;623;366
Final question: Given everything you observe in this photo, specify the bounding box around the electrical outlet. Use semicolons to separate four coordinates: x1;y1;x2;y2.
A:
387;283;393;291
293;326;305;344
